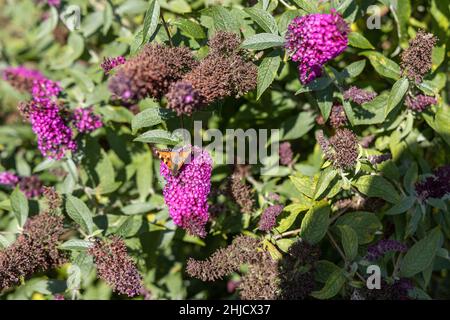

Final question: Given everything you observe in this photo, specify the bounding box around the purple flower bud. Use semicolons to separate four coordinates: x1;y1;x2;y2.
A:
258;205;284;232
101;56;126;75
366;239;408;261
279;142;294;166
369;153;392;165
166;82;204;116
405;94;436;112
18;175;43;198
329;104;348;128
415;165;450;201
343;86;377;105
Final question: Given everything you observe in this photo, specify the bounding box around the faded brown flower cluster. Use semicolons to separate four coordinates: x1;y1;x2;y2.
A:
109;44;197;101
400;30;437;83
88;236;143;297
187;236;320;300
167;31;257;115
316;129;359;169
0;213;67;291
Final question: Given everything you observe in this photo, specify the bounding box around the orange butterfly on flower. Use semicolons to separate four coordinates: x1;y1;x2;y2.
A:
153;145;192;175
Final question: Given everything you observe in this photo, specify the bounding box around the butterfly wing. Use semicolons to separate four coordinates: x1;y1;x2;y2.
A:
154;146;192;175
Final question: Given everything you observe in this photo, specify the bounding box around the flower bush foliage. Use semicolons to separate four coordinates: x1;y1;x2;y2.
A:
0;0;449;300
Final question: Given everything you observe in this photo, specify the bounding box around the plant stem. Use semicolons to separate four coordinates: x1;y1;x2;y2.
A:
160;10;173;47
274;228;302;240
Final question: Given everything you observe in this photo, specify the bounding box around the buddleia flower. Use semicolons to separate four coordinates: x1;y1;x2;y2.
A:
0;213;67;291
160;146;212;237
88;236;143;297
286;10;349;84
109;44;197;101
400;30;437;83
166;32;257;115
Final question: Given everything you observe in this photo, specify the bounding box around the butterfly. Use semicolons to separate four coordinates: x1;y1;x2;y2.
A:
153;146;192;175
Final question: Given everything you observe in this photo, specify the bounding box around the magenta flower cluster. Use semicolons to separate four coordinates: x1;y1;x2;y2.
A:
31;78;62;103
286;10;349;84
160;146;212;237
29;101;77;160
73;107;103;133
2;66;44;83
101;56;126;74
0;172;19;187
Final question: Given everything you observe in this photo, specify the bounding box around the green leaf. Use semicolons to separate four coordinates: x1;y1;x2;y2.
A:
173;19;206;39
314;167;337;200
335;211;382;244
400;227;442;277
36;6;58;39
338;225;358;261
385;78;409;116
342;93;388;126
292;0;318;13
59;239;92;250
130;29;144;55
391;0;411;46
131;108;164;133
295;75;333;94
81;11;103;37
289;173;317;198
141;0;160;45
299;202;330;244
316;86;333;121
11;187;28;228
102;2;113;35
67;264;81;291
276;238;295;253
348;32;374;49
241;33;285;50
340;60;366;79
432;44;446;71
434;105;450;147
256;54;281;99
353;175;401;204
311;269;346;299
136;151;153;201
95;151;117;193
34;158;57;173
360;51;401;80
403;162;418;195
385;196;416;215
51;33;85;70
115;216;135;237
275;204;308;233
65;195;95;235
99;106;134;124
134;129;182;145
244;7;279;34
315;260;341;283
122;203;158;215
203;6;240;34
280;111;315;140
67;69;95;93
